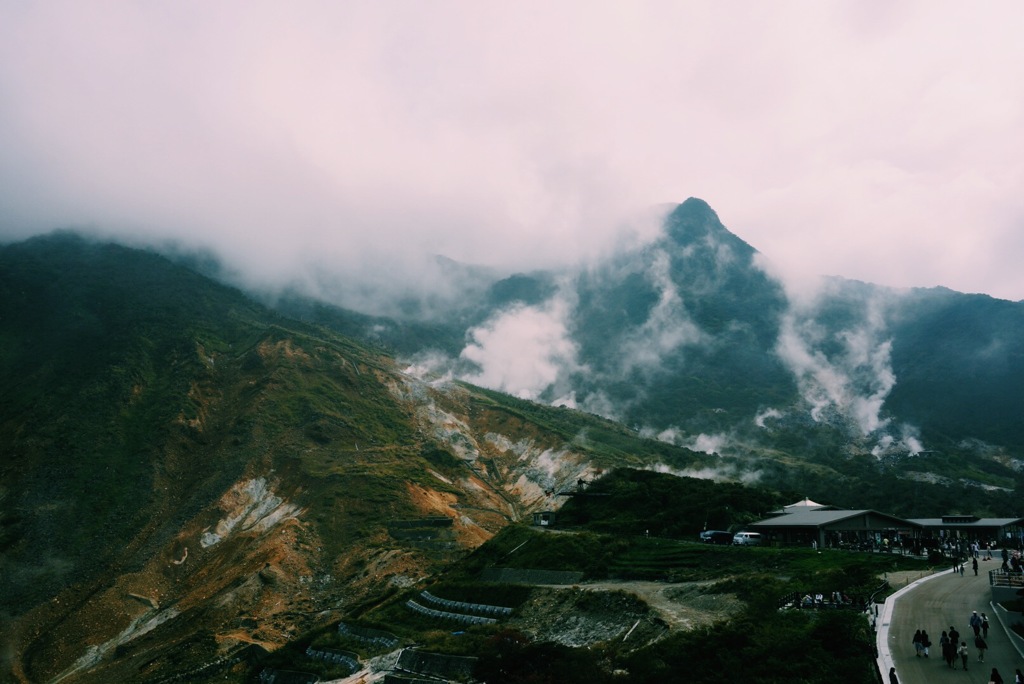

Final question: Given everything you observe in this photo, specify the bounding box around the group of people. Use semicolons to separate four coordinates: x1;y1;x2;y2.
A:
901;610;1019;684
969;539;1024;574
946;545;1024;581
886;541;1024;684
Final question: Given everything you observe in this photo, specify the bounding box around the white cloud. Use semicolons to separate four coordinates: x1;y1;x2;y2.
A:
459;295;579;400
0;2;1022;302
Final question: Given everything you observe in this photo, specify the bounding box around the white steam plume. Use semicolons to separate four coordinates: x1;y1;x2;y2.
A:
775;291;896;435
754;408;784;428
649;462;762;485
459;293;579;401
617;249;706;376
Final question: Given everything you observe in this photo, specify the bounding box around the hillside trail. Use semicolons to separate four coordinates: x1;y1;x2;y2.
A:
539;579;745;630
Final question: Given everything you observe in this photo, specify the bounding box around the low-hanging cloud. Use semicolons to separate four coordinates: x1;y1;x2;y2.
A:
646;426;732;458
459;294;580;401
1;2;1023;305
648;462;763;486
617;249;707;377
453;242;709;414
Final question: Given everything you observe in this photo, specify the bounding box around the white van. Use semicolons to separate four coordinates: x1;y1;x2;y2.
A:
732;531;762;546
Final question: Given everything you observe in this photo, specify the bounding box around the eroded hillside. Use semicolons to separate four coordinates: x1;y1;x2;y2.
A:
2;236;695;683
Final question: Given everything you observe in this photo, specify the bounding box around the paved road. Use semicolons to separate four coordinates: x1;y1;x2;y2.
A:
883;564;1024;684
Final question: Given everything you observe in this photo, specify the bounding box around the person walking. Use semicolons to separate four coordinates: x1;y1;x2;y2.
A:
973;556;979;575
920;629;931;657
970;610;983;636
991;667;1004;684
975;633;988;662
982;612;990;638
888;666;898;684
958;641;969;670
1014;667;1023;684
940;630;953;668
912;628;923;657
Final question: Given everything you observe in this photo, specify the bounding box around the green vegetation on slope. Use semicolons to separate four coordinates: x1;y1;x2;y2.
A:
283;469;927;684
0;234;426;618
0;234;273;610
554;467;783;536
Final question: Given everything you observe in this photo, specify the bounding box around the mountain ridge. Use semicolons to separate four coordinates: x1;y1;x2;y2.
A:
0;233;716;681
2;202;1024;681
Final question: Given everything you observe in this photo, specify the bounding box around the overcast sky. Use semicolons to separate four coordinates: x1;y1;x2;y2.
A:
1;1;1022;301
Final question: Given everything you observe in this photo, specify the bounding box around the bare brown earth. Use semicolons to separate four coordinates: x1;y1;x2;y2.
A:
508;580;745;649
1;334;721;684
318;580;747;684
573;580;746;630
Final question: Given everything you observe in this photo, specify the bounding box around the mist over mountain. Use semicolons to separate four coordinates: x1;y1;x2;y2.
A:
3;212;1024;682
273;198;1024;464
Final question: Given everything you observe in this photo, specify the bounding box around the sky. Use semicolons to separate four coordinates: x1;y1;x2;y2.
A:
1;1;1023;302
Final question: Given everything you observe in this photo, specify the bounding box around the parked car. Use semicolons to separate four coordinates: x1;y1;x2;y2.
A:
699;530;733;545
732;531;763;546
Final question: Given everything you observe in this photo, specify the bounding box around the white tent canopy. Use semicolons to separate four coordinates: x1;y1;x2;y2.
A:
782;497;828;513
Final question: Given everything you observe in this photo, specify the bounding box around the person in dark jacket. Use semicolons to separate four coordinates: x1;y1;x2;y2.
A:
940;630;954;668
888;666;899;684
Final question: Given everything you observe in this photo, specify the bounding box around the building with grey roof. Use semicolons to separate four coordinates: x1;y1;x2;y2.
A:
752;506;1024;552
750;509;922;550
905;514;1024;547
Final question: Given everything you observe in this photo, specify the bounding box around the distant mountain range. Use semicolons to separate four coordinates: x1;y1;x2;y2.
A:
277;198;1024;474
2;200;1023;682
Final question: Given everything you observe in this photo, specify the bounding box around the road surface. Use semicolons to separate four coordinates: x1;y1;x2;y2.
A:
883;563;1024;684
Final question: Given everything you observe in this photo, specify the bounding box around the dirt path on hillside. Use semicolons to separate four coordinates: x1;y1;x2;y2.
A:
538;579;746;630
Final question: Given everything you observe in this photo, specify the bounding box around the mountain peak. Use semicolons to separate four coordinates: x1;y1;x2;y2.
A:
664;198;756;258
678;196;716;214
